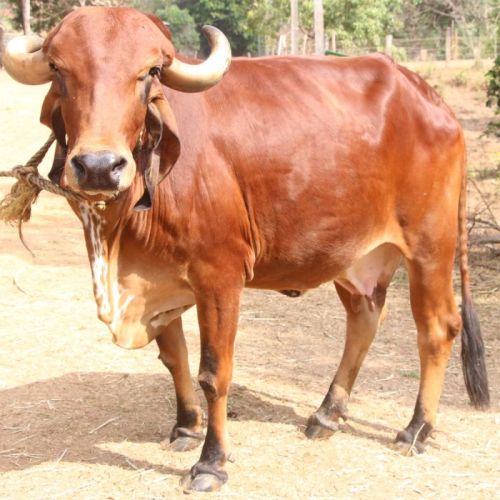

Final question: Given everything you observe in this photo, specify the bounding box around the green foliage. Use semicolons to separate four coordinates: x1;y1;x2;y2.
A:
390;45;407;61
246;0;290;51
314;0;402;48
178;0;256;56
5;0;499;59
485;56;500;137
6;0;74;33
0;1;17;30
155;4;199;55
449;70;469;87
486;56;500;110
7;0;135;33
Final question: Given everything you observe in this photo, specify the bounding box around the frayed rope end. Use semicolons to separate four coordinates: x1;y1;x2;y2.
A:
0;177;41;225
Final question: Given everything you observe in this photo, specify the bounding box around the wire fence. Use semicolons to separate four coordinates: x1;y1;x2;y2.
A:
271;32;499;62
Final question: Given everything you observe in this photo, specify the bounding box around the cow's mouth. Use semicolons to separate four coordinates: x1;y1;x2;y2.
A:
80;190;121;203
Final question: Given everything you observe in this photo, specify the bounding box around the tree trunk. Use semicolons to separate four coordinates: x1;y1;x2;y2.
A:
0;24;4;68
21;0;31;35
290;0;299;55
314;0;324;55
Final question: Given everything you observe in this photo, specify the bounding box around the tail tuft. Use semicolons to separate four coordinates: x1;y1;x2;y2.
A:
461;296;490;409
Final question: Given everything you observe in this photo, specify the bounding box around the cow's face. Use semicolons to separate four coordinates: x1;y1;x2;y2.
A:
4;7;231;206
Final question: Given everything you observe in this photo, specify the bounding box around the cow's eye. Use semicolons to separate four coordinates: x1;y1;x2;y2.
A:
49;62;58;72
149;66;161;78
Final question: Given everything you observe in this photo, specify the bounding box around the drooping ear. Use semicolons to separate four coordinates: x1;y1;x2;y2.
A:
133;99;180;212
40;83;67;184
50;105;67;149
47;107;67;184
40;82;59;129
40;84;66;148
48;142;66;184
152;97;181;179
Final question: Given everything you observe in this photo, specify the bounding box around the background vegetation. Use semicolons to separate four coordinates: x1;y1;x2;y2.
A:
0;0;498;57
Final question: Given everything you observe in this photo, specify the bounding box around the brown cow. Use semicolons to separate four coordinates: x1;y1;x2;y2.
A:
3;6;489;492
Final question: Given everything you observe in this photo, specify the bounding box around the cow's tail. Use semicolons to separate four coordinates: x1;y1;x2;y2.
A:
458;155;490;409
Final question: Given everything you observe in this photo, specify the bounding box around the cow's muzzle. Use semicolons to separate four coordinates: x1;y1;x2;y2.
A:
71;151;128;192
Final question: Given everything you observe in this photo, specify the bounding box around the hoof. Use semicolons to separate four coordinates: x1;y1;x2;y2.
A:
163;436;202;452
181;472;224;492
305;412;339;440
394;429;426;455
162;426;205;452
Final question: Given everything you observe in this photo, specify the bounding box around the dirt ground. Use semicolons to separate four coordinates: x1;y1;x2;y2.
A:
0;61;498;499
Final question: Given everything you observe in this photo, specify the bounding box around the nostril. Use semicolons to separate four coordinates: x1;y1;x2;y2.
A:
71;157;86;178
112;157;127;172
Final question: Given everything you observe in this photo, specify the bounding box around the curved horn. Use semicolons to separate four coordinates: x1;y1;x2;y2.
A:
161;26;231;93
3;35;52;85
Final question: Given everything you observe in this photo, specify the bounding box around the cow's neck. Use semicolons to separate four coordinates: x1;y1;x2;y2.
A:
75;178;185;331
78;201;125;326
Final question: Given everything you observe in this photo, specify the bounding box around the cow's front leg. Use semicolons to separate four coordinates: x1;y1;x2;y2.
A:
182;279;242;492
156;317;204;452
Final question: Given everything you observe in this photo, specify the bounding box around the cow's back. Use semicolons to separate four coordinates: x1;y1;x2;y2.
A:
163;54;464;290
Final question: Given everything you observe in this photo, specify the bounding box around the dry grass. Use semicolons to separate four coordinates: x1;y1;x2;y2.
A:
0;64;499;499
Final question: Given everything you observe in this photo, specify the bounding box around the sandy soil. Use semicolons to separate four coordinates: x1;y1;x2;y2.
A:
0;62;498;500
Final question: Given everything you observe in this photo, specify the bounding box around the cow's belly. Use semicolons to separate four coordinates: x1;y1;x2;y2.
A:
248;241;403;299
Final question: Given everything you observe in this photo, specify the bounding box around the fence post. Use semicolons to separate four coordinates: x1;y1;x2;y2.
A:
277;34;287;55
451;26;459;60
445;27;451;65
384;34;393;56
302;33;308;55
473;45;481;63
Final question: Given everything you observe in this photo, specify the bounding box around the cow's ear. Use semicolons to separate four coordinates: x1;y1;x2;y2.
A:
40;82;59;129
133;99;180;212
152;97;181;179
40;84;67;149
47;108;67;184
40;84;67;184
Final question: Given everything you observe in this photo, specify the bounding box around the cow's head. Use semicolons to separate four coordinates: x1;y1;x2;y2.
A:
3;7;231;209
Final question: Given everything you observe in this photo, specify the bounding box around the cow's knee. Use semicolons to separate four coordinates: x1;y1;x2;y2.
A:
198;370;219;401
417;310;461;359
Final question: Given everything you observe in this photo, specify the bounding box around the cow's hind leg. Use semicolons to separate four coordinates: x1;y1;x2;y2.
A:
395;259;461;454
156;316;204;452
306;282;388;439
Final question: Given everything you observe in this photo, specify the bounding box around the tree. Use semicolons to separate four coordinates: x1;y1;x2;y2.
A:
399;0;499;56
155;4;199;55
20;0;30;34
179;0;256;56
313;0;324;54
486;56;500;136
324;0;402;49
8;0;134;34
290;0;299;54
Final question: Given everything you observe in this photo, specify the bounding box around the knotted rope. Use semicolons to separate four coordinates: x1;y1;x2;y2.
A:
0;134;85;255
0;133;88;224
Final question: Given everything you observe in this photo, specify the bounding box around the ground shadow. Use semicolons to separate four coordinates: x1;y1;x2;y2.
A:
0;370;454;477
0;372;305;475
